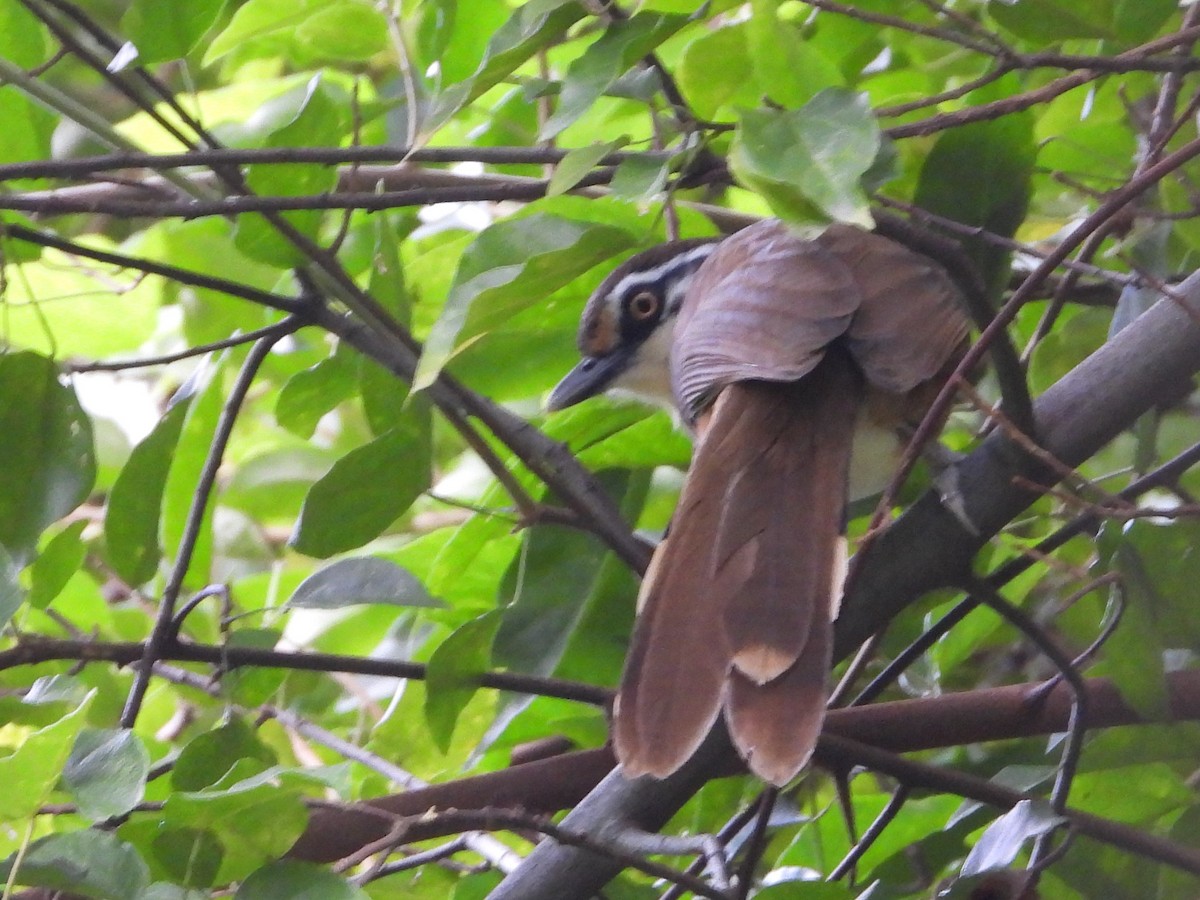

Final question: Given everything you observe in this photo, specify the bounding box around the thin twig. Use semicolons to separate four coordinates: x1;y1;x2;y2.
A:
120;325;296;727
734;787;777;899
961;576;1088;869
0;145;674;182
828;785;910;883
66;319;305;372
1;635;614;706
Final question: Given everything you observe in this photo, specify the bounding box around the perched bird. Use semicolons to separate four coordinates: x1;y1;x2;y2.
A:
548;219;969;784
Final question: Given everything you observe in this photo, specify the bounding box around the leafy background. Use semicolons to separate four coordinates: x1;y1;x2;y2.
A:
1;0;1200;897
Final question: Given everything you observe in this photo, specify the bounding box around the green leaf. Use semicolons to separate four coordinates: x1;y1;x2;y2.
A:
1069;761;1191;823
121;0;226;63
0;692;94;819
755;883;850;899
494;471;646;682
0;352;95;568
1;214;46;263
293;2;388;61
64;728;151;822
1111;0;1177;42
541;11;690;139
163;766;309;883
224;629;287;707
547;139;628;197
234;76;342;266
0;544;23;630
426;0;585;132
414;214;636;389
367;211;415;328
105;399;191;586
27;520;87;610
988;0;1175;43
288;557;440;609
0;830;149;900
0;0;47;68
235;860;368;899
988;0;1112;41
139;883;212;900
205;0;381;63
730;90;881;229
161;360;228;590
679;22;753;119
746;0;843;108
1121;518;1200;643
290;420;432;557
914;75;1035;297
1107;537;1171;718
960;800;1065;877
425;499;521;597
24;674;92;708
0;1;52;165
222;446;333;522
416;0;510;83
360;361;423;437
425;611;501;752
574;412;692;470
172;718;275;792
275;350;360;439
609;154;670;201
149;829;223;889
140;219;282;348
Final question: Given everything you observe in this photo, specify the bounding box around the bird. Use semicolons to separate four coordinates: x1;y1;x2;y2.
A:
546;219;970;785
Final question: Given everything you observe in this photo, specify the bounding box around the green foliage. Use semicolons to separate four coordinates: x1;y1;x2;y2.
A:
0;830;151;900
0;693;93;819
290;417;432;557
0;352;95;568
414;213;637;389
235;860;368;899
2;0;1200;896
287;557;439;609
122;0;226;65
64;728;151;821
914;77;1036;297
731;90;884;228
105;398;192;586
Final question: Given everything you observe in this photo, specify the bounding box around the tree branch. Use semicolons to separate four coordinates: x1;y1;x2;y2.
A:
292;668;1200;868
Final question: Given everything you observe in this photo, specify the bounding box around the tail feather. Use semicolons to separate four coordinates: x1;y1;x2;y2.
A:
614;349;862;785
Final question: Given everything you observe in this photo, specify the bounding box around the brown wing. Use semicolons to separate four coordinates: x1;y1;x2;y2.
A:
671;220;969;422
820;225;970;394
670;220;859;423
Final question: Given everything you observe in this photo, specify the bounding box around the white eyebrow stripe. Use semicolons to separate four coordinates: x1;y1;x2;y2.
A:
608;243;718;301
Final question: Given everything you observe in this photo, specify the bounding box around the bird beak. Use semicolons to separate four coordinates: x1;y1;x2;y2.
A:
546;345;634;412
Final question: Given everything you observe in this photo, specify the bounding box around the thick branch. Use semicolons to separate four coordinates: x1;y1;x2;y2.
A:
291;669;1200;866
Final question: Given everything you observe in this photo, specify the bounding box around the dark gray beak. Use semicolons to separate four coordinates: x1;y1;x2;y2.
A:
545;345;634;412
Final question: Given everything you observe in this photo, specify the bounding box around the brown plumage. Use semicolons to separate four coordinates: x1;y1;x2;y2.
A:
550;219;969;785
615;360;859;784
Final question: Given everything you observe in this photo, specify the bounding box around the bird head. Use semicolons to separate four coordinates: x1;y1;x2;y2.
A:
546;238;719;412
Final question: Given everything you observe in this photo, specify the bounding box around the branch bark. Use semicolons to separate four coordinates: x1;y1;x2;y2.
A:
291;669;1200;866
488;273;1200;897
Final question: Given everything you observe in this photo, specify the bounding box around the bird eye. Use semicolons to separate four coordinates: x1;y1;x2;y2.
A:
628;291;660;321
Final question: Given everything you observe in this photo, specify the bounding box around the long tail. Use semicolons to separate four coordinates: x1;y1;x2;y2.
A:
614;348;862;785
